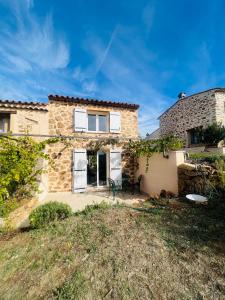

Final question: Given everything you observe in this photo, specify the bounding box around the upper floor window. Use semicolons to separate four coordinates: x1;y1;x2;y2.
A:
88;114;108;132
74;107;121;133
0;113;10;133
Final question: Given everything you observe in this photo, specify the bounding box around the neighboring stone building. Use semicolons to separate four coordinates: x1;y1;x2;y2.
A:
0;95;139;194
0;99;48;135
159;88;225;146
145;128;161;140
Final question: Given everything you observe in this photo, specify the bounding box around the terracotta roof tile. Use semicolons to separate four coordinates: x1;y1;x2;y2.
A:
0;99;48;111
48;95;139;110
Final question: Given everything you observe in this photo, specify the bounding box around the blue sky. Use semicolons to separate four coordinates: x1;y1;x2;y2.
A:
0;0;225;135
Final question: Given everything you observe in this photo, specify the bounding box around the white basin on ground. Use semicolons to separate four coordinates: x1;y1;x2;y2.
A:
186;194;208;203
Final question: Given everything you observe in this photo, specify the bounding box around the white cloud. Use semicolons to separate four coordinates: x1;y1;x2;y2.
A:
142;3;155;35
76;25;168;136
82;81;97;93
0;1;70;72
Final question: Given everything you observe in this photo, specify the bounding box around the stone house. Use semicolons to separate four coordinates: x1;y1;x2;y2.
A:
159;88;225;147
0;99;48;135
47;95;139;193
0;95;139;194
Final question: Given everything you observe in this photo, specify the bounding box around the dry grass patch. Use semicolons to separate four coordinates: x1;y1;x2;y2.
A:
0;201;224;299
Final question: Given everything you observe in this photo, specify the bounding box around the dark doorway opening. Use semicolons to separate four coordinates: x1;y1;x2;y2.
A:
98;151;107;186
87;150;97;186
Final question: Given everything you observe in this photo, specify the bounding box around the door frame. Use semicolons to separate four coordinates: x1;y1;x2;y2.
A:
86;150;108;187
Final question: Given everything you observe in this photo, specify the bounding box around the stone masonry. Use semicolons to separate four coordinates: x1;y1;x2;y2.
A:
0;96;139;193
48;98;139;192
159;88;225;146
0;100;48;136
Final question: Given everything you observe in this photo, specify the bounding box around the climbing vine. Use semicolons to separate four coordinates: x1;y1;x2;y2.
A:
125;135;184;171
0;134;66;204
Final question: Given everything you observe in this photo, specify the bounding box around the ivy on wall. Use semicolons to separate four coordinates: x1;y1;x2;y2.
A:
0;135;62;203
126;135;184;157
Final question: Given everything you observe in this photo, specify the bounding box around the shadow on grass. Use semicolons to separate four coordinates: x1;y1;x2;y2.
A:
133;198;225;253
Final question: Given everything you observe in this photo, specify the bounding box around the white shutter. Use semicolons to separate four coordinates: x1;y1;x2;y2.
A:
110;111;121;133
74;108;87;132
110;150;122;185
73;149;87;193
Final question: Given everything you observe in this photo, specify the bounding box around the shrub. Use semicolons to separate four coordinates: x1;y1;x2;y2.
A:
202;122;225;145
189;153;225;164
0;198;20;217
29;202;72;228
77;201;111;217
0;135;59;202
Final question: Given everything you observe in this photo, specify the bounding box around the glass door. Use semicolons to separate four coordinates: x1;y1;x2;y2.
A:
87;150;97;186
98;151;107;186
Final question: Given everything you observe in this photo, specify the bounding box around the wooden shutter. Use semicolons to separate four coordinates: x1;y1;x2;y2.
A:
73;149;87;192
110;150;122;185
74;108;87;132
110;111;121;133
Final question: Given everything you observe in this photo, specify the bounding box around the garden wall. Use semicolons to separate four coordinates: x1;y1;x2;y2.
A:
136;151;185;196
178;163;219;195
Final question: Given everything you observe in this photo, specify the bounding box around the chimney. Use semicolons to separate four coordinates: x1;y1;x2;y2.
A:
178;92;186;99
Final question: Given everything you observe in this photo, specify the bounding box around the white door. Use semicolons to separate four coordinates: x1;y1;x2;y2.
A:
73;149;87;192
110;150;122;185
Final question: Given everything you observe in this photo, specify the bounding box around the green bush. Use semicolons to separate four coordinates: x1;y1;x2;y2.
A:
29;202;72;228
202;122;225;145
0;135;59;202
76;201;111;217
0;198;20;217
189;153;225;163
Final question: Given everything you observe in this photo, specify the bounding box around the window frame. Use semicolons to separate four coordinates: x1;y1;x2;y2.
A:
87;112;109;133
0;113;10;133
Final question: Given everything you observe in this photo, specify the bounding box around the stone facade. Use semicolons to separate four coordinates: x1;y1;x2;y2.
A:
159;88;225;146
48;99;139;192
178;163;219;195
0;101;48;136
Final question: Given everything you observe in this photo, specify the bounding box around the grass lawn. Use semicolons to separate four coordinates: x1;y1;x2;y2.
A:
0;200;225;299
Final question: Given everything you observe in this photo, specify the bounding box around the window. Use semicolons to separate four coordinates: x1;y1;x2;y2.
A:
187;127;203;145
88;113;108;132
88;114;96;131
99;115;107;131
0;114;10;133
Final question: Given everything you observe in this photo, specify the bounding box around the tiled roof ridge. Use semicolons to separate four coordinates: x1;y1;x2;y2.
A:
158;87;225;119
48;94;139;109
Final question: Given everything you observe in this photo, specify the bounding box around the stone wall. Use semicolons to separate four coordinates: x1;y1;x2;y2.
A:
215;92;225;124
48;100;138;138
159;89;225;146
0;106;48;135
48;100;139;192
47;141;136;192
178;163;219;195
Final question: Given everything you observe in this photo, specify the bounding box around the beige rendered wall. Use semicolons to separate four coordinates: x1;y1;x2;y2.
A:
0;107;48;135
10;110;48;135
136;151;185;196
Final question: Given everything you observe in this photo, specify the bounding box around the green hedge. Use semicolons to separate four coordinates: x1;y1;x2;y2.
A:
29;202;72;228
189;153;225;163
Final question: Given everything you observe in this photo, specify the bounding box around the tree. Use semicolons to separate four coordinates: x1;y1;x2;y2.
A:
202;123;225;146
0;135;59;202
